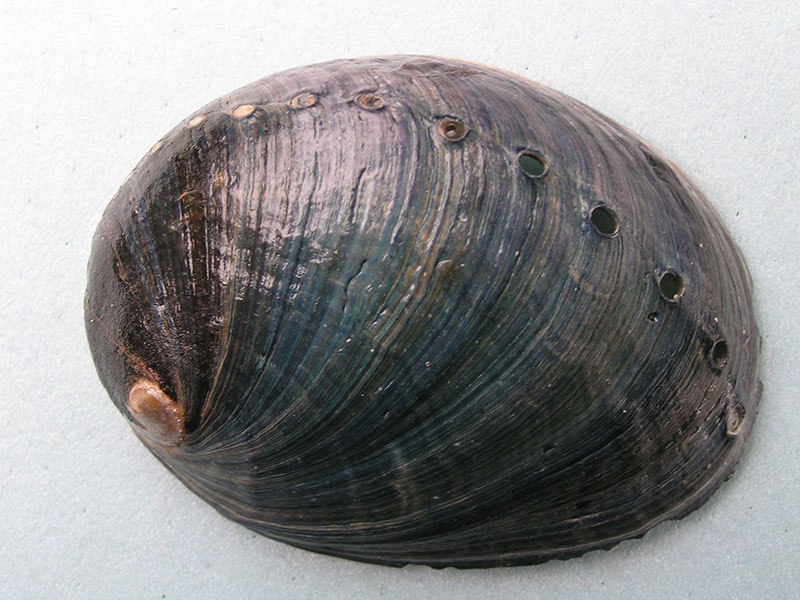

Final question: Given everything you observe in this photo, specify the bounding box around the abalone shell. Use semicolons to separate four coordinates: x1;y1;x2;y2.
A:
85;55;761;567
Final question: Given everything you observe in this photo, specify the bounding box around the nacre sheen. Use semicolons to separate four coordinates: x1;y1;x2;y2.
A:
85;55;761;567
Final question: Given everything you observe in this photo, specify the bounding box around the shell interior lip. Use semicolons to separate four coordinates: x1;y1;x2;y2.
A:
85;54;761;568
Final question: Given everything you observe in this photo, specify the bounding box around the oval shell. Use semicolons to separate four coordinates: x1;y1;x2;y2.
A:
85;55;761;567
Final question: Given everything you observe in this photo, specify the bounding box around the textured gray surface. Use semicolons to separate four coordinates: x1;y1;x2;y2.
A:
1;1;797;598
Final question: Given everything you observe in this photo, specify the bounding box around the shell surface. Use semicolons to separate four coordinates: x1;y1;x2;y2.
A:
85;55;761;567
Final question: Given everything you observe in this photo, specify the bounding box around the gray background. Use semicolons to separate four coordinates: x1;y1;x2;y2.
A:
1;1;797;598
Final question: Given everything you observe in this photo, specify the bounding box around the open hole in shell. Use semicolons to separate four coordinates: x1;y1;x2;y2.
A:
658;270;685;302
710;339;729;369
437;118;468;142
518;152;547;177
355;92;385;111
590;205;619;236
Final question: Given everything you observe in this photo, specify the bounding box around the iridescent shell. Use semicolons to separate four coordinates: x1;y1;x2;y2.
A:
85;55;761;567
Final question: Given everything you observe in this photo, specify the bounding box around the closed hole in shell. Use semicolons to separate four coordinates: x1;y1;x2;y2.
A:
658;270;685;302
726;401;746;437
437;118;468;142
289;92;317;109
355;93;385;111
710;339;729;369
233;104;256;119
590;205;619;236
518;152;547;177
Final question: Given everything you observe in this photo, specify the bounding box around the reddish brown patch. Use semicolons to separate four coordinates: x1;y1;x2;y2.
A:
127;379;185;446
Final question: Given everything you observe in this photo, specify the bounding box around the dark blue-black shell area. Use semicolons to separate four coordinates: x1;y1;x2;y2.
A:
84;56;760;567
